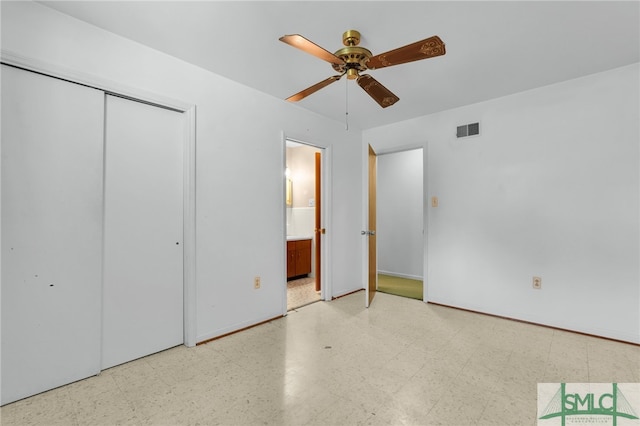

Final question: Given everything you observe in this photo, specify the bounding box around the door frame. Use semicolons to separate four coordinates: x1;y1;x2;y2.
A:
1;51;198;347
281;135;332;313
364;143;429;303
422;145;429;302
362;142;374;306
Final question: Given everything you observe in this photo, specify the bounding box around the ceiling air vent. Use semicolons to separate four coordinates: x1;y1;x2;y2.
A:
456;122;480;138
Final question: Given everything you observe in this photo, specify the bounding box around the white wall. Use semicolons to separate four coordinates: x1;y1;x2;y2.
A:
377;149;424;280
1;1;363;343
364;63;640;343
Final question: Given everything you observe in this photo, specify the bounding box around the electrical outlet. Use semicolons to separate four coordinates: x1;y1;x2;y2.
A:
254;276;261;289
533;276;542;289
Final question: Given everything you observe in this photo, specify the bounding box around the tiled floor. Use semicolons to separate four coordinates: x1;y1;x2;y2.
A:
1;291;638;425
287;277;321;311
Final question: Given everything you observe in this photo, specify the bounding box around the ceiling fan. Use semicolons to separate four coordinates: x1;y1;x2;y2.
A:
279;30;446;108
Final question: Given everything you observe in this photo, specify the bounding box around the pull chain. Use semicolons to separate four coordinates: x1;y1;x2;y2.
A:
345;75;349;131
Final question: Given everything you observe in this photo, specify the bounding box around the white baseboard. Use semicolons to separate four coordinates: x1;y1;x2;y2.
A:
378;270;423;281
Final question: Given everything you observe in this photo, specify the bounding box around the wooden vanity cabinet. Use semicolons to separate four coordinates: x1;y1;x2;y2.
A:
287;239;312;279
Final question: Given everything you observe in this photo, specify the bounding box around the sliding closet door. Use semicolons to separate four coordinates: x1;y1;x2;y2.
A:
102;95;184;369
1;65;104;404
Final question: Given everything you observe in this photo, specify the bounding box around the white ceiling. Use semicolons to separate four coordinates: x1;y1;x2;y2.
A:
40;1;639;130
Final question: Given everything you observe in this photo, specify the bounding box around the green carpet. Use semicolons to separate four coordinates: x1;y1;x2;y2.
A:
377;274;423;300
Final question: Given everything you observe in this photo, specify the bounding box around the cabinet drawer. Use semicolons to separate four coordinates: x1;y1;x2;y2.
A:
295;239;311;251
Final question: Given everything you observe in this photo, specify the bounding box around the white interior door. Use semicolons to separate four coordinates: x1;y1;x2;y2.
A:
1;65;104;404
102;95;184;369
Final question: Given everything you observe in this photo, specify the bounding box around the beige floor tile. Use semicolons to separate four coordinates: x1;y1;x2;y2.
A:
287;277;321;311
71;389;138;426
476;393;537;426
304;394;372;426
363;403;430;426
423;381;491;425
0;387;78;426
388;375;449;419
2;291;638;426
64;373;121;402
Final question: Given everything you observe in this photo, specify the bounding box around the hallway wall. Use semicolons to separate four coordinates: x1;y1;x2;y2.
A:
377;149;424;280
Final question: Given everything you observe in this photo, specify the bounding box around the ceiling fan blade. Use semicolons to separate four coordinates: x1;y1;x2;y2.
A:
357;74;399;108
279;34;345;66
366;35;446;70
286;75;343;102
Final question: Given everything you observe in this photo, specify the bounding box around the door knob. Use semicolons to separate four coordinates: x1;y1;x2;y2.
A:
361;230;376;236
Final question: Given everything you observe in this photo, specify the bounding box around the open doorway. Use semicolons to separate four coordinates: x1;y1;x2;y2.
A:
376;148;424;300
285;140;324;310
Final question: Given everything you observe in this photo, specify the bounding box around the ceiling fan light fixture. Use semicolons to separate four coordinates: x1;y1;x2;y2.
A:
279;29;446;107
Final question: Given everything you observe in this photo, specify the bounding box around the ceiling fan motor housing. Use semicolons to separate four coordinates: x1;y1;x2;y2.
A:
332;30;372;79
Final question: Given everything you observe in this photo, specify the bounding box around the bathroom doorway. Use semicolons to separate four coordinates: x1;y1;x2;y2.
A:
285;140;325;310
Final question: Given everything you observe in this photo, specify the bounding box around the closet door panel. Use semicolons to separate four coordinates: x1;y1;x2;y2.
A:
1;65;104;404
102;95;184;369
